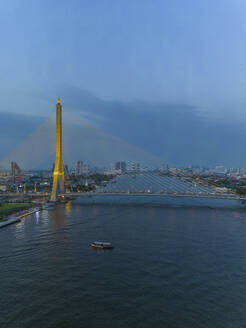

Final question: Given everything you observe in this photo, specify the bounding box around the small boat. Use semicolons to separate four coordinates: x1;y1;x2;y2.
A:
91;241;113;249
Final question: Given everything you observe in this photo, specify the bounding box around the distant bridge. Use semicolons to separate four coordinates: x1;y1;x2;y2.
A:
0;170;243;202
65;192;245;201
0;191;245;201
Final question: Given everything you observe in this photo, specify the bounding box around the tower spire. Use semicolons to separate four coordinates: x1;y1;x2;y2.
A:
50;98;65;201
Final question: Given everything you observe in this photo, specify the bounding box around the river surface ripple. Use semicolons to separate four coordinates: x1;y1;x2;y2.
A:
1;196;246;328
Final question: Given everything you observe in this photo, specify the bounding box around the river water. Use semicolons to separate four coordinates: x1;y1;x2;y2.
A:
1;196;246;328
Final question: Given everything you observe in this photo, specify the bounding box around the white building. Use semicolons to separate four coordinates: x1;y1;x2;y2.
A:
215;166;227;174
130;162;140;172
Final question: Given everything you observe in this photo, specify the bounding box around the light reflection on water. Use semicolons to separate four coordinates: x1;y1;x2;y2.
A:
1;196;246;328
35;211;40;224
65;201;71;216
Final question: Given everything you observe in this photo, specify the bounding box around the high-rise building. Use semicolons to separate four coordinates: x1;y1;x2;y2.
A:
75;161;90;176
81;164;90;176
162;163;169;171
11;162;21;176
115;161;126;173
130;162;140;172
64;165;69;176
75;161;83;176
11;162;22;184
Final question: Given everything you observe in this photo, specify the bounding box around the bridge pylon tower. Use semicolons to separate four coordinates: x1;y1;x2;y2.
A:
50;98;65;201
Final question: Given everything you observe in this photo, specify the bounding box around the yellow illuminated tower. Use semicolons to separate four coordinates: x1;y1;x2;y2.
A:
51;98;65;201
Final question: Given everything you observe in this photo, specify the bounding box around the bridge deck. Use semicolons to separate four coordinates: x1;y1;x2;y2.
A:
65;192;244;201
0;191;244;201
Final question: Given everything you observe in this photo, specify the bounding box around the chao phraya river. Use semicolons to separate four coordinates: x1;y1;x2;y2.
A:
1;196;246;328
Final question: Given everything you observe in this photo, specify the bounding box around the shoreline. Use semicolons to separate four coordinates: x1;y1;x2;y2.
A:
0;203;54;229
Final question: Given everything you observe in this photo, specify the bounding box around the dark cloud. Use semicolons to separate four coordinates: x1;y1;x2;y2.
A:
0;89;246;169
56;86;246;167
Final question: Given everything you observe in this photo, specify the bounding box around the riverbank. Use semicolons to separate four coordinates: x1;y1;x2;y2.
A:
0;217;21;228
0;203;34;229
0;202;58;229
0;203;33;221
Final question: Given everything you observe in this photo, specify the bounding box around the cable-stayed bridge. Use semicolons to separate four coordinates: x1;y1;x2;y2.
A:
0;99;242;202
97;171;213;195
90;171;239;199
0;170;242;200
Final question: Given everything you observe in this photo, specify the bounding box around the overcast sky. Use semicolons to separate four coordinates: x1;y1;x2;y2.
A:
1;1;246;167
0;0;246;119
